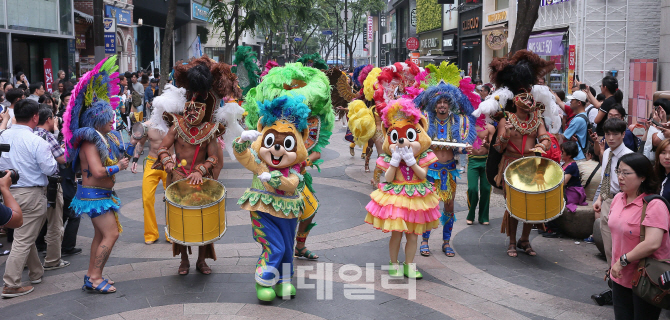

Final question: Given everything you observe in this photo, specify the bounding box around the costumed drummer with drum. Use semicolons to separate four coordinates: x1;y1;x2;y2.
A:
152;57;241;275
472;50;562;258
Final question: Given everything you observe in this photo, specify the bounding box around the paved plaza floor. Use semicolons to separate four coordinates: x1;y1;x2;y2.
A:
2;127;668;319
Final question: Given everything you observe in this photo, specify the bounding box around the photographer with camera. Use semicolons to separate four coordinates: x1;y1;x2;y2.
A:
32;104;69;271
0;170;23;228
0;99;58;298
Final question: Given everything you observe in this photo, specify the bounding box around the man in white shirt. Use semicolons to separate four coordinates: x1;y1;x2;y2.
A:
594;118;633;266
0;99;58;298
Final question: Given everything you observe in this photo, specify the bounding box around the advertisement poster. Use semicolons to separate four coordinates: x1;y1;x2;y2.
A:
154;27;161;70
568;45;576;93
103;18;116;54
410;52;420;66
368;16;373;41
43;59;53;93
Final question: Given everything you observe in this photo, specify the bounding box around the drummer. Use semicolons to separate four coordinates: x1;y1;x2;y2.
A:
493;95;552;257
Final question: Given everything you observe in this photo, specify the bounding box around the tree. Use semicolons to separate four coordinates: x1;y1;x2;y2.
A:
158;0;177;94
205;0;268;63
510;0;541;54
336;0;385;67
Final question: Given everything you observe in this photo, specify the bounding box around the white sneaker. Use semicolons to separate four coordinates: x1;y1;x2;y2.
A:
30;278;42;284
43;260;70;271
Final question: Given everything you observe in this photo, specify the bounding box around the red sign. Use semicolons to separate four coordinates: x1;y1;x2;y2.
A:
43;58;53;93
567;45;576;93
406;37;419;50
410;52;420;66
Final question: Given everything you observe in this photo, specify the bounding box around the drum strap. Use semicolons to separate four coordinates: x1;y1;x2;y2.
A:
508;135;527;156
181;144;201;176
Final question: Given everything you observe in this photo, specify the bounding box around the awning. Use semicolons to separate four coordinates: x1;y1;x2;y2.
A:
418;56;456;61
482;22;507;31
74;9;93;24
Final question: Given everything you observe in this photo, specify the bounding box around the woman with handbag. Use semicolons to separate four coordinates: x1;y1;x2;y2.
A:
609;152;670;319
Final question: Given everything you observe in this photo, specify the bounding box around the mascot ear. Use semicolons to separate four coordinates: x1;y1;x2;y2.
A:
256;117;264;132
419;116;429;131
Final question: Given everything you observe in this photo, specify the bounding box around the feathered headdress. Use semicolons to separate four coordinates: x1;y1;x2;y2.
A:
381;98;422;128
422;61;462;88
363;67;382;102
243;62;334;153
232;46;261;96
353;65;369;88
375;60;421;105
149;84;187;134
347;100;376;147
261;60;279;80
258;95;311;131
296;53;328;70
63;56;120;164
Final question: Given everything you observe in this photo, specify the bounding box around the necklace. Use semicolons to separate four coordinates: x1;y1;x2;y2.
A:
508;111;540;135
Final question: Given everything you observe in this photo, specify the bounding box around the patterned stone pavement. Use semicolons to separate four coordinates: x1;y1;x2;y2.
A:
2;127;669;319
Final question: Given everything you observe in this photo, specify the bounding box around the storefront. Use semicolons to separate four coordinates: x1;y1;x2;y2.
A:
441;3;459;64
418;29;442;66
458;5;482;80
0;0;75;86
481;7;508;83
527;29;569;92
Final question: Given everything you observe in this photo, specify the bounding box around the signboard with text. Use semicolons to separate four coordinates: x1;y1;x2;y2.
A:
104;5;131;26
103;18;116;54
192;2;210;21
410;52;420;66
568;45;576;93
368;16;374;41
43;59;53;93
541;0;569;6
406;37;419;50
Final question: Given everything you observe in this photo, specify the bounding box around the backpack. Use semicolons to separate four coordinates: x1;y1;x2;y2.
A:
574;113;593;156
542;133;562;163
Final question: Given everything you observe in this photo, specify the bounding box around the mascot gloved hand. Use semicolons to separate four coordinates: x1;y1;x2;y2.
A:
233;95;310;302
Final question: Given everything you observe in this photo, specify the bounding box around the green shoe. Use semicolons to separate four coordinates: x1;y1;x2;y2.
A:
255;283;276;301
388;261;402;277
274;282;296;298
403;262;423;279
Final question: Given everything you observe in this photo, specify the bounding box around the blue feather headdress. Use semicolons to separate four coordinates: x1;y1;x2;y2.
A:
353;65;366;87
413;81;477;144
258;95;311;131
63;56;121;166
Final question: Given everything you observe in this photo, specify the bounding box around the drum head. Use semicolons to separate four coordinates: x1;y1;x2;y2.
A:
166;178;226;208
131;122;146;140
504;156;563;193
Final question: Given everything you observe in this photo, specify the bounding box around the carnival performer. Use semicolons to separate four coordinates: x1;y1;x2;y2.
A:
412;62;479;257
234;95;310;301
473;50;557;257
465;121;496;225
364;98;441;279
152;57;240;274
63;56;128;294
128;85;185;244
243;63;334;261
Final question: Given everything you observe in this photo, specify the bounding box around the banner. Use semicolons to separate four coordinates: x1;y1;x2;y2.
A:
367;16;374;41
153;27;161;71
43;59;53;93
527;33;564;56
191;36;203;59
103;18;116;54
568;45;576;93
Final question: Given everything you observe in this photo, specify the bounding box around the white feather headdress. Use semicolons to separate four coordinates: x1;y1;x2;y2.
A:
148;84;187;134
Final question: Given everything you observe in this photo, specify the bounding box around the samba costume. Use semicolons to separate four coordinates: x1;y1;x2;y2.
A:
63;56;125;233
364;98;441;279
234;96;310;301
471;50;559;257
243;62;334;261
152;57;241;270
413;62;479;257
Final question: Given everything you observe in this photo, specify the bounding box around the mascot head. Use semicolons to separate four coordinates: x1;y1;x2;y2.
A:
252;96;310;168
380;98;431;157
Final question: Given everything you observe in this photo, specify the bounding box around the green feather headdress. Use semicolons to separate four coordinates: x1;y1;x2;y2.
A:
422;61;462;88
296;53;328;71
232;46;260;96
243;63;334;153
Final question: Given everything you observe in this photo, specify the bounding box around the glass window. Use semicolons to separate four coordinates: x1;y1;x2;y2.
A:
7;0;59;34
495;0;509;10
0;2;5;29
0;35;9;80
60;0;73;36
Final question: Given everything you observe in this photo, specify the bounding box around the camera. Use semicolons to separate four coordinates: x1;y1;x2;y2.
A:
46;175;62;206
660;270;670;290
0;144;19;184
580;84;587;90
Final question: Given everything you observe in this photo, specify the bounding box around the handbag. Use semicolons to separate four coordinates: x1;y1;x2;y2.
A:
631;195;670;309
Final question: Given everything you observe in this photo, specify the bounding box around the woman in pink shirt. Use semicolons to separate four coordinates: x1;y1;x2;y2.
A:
609;153;669;319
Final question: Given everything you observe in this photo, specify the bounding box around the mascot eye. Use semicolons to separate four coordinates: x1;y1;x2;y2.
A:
389;129;399;143
406;128;417;142
263;133;275;148
283;136;296;151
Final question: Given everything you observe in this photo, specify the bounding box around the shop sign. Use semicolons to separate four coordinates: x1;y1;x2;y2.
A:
568;45;576;93
104;5;131;26
443;4;459;31
103;18;116;54
462;17;479;31
541;0;569;6
406;37;419;50
485;29;507;50
527;33;564;56
486;9;507;26
368;16;374;41
76;33;87;49
459;7;482;36
68;39;75;54
410;9;417;28
192;2;210;22
43;59;53;93
443;34;455;51
410;52;420;66
420;37;439;49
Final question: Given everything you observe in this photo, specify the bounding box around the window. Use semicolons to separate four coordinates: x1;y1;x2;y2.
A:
7;0;60;34
495;0;509;10
60;0;73;35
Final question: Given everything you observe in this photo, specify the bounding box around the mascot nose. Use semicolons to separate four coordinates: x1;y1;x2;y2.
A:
398;138;405;144
274;144;281;151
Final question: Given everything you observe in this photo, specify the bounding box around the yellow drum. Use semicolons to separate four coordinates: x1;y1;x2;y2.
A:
164;178;227;246
300;187;319;221
503;157;565;223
